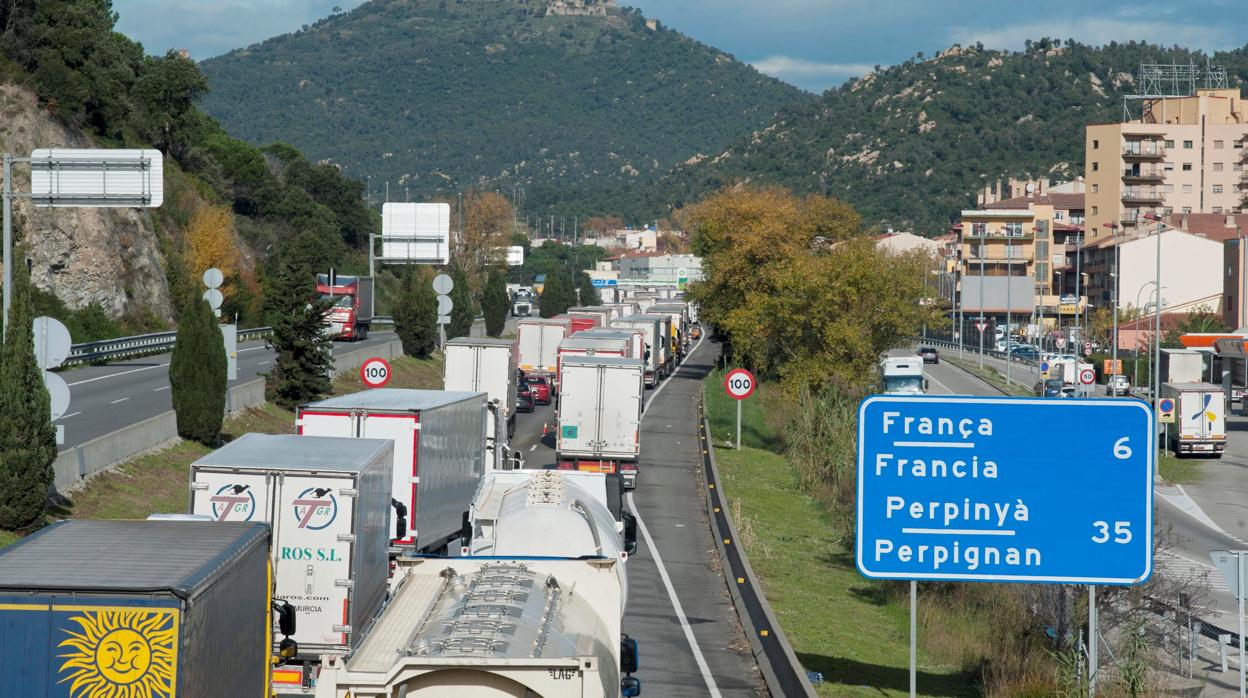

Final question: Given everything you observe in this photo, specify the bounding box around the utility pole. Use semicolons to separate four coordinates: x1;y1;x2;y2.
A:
1006;232;1013;387
978;225;985;369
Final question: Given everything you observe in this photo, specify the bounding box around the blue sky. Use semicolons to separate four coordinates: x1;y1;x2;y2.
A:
115;0;1248;93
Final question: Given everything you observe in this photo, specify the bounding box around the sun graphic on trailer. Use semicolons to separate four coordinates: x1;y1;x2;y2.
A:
57;607;178;698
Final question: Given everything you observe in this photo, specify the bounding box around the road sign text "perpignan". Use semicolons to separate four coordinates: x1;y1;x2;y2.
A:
856;396;1154;585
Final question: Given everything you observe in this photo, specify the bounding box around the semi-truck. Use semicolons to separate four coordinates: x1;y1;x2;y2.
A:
628;314;672;377
517;317;573;379
0;520;298;698
317;274;374;341
1162;382;1227;457
577;329;648;366
612;315;664;387
310;558;640;698
188;433;393;692
469;469;630;537
444;337;520;462
881;357;927;395
511;286;535;317
648;304;689;358
557;336;631;388
297;389;487;551
556;356;645;488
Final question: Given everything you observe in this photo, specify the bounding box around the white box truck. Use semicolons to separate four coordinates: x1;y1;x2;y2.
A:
630;313;673;377
188;433;392;669
296;389;487;552
1162;382;1227;457
612;315;664;387
444;337;519;453
577;329;647;365
517;317;572;378
649;303;689;358
557;356;645;488
557;336;630;388
1160;349;1206;384
880;357;926;395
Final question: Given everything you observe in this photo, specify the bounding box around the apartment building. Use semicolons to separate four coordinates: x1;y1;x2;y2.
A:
1085;88;1248;241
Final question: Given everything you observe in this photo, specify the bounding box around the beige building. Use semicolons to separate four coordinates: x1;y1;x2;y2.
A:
1085;89;1248;241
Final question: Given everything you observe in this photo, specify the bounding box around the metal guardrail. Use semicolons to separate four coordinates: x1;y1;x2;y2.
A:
913;337;1041;369
64;316;395;366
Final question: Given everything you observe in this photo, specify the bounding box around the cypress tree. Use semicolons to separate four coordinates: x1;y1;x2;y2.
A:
0;262;57;530
575;270;600;306
481;269;509;337
396;268;438;357
539;272;572;318
169;297;227;445
267;251;333;410
447;264;474;340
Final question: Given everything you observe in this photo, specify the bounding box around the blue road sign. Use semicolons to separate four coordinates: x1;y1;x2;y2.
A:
856;395;1153;584
591;279;618;288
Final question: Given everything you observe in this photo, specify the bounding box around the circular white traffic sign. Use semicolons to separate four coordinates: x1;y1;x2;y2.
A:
1079;368;1096;385
202;267;224;290
33;316;72;370
724;368;756;400
43;372;70;420
432;274;454;295
203;288;224;310
436;295;453;316
359;357;392;388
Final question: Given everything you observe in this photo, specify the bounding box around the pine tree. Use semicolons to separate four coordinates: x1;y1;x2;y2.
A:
396;268;438;357
169;297;227;445
0;261;57;530
266;250;333;410
481;269;509;337
539;272;572;318
447;264;474;340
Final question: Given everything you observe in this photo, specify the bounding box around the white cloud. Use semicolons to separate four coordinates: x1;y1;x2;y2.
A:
950;17;1239;53
750;56;875;90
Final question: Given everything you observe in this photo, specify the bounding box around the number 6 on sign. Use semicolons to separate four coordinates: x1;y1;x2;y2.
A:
360;357;392;388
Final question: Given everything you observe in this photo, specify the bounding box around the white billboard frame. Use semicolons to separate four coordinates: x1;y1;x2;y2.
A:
29;148;163;208
380;202;450;264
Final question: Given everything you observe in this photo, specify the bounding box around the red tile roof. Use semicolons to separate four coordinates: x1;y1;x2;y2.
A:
984;193;1085;211
1164;213;1248;243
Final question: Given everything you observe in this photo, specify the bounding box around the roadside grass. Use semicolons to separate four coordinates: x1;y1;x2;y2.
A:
1158;451;1204;484
0;353;446;549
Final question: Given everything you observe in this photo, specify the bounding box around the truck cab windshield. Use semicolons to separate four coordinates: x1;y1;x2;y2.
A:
321;294;353;308
882;376;925;394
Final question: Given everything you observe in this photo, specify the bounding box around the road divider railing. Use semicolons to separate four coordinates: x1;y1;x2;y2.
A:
912;337;1041;369
64;317;395;366
697;398;819;697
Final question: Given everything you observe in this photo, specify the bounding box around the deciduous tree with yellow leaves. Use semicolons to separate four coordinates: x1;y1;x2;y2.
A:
185;204;240;294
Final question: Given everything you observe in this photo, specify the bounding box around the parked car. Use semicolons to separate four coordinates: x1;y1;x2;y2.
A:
1010;345;1041;362
1106;374;1131;396
516;380;535;413
1034;378;1065;398
917;346;940;364
526;375;552;405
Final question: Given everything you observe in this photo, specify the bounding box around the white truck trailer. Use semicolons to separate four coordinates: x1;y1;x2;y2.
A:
310;557;641;698
188;433;393;691
880;357;927;395
577;329;647;365
611;316;664;387
1162;382;1227;457
296;389;487;551
517;317;573;378
628;314;672;377
444;337;519;465
557;336;631;388
557;357;645;488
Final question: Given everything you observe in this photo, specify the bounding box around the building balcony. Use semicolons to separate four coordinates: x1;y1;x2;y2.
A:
963;229;1033;240
1121;188;1164;204
1121;169;1165;184
1122;145;1166;160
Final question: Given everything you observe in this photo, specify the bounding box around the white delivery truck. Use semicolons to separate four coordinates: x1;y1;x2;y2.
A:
578;329;647;365
444;337;519;463
1160;348;1206;384
557;357;645;488
296;389;486;552
188;433;393;689
311;557;641;698
880;357;927;395
1162;382;1227;457
517;317;572;378
630;313;673;377
612;315;664;387
557;336;630;389
649;303;689;358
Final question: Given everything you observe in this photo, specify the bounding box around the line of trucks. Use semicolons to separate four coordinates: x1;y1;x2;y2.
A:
0;287;697;698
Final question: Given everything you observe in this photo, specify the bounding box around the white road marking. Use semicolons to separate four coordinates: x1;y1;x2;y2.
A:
258;360;270;365
925;371;956;395
68;362;168;387
153;385;170;392
56;411;81;421
109;397;130;405
627;492;723;698
238;346;266;353
529;444;537;452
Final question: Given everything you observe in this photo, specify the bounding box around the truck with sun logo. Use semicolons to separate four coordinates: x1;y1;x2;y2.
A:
0;519;295;698
189;432;394;693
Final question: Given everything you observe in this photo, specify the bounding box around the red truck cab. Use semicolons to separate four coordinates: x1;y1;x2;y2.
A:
317;274;374;341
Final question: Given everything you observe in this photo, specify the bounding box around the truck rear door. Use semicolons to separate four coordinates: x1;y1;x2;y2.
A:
558;366;598;457
191;468;272;523
358;413;417;545
274;471;356;652
1180;391;1206;439
517;325;541;371
600;365;642;458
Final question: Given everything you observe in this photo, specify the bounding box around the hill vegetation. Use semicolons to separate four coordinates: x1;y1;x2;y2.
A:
657;40;1248;233
199;0;807;220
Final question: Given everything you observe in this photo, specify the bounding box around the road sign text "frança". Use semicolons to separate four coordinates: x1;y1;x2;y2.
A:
856;396;1154;585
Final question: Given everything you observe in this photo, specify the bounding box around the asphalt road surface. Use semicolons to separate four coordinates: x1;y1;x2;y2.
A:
510;339;765;696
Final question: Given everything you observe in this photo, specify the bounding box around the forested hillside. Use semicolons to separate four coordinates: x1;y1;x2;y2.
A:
655;40;1248;233
0;0;378;333
199;0;807;219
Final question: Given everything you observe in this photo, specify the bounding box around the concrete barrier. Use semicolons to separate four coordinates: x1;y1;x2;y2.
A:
333;338;403;373
225;378;266;415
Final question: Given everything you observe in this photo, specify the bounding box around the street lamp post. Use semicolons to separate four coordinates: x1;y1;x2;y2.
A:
1134;281;1158;394
979;226;986;370
1103;223;1120;389
1143;213;1165;416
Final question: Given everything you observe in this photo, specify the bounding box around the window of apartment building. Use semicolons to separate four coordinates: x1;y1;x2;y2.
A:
1163;184;1173;193
1163;207;1173;215
971;223;986;237
1004;222;1024;237
1184;140;1194;149
1092;162;1099;172
1215;140;1225;149
1214;207;1223;213
1214;162;1225;172
1183;206;1192;213
1182;184;1193;193
1091;206;1099;215
1164;162;1175;171
1054;211;1064;221
1092;139;1099;149
1165;139;1175;148
1091;183;1099;193
1183;163;1193;171
1214;184;1224;194
1236;163;1245;172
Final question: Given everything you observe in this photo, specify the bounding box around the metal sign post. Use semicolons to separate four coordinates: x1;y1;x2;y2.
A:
724;368;755;449
1210;549;1248;696
433;274;453;349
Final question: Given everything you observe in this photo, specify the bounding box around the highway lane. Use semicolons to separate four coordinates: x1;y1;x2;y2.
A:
507;341;764;696
56;332;399;449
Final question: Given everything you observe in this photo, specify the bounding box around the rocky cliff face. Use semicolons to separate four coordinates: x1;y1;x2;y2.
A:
0;84;173;322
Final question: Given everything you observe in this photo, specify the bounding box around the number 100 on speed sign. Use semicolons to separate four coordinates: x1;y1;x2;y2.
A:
856;396;1153;585
360;357;392;388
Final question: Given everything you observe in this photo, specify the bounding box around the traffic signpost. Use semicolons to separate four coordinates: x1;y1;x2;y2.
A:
857;395;1154;696
1158;397;1177;423
724;368;755;450
1211;550;1248;696
359;357;392;388
1079;367;1096;386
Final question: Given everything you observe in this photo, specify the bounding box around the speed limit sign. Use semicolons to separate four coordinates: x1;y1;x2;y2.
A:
1079;368;1095;385
360;357;392;388
724;368;756;400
